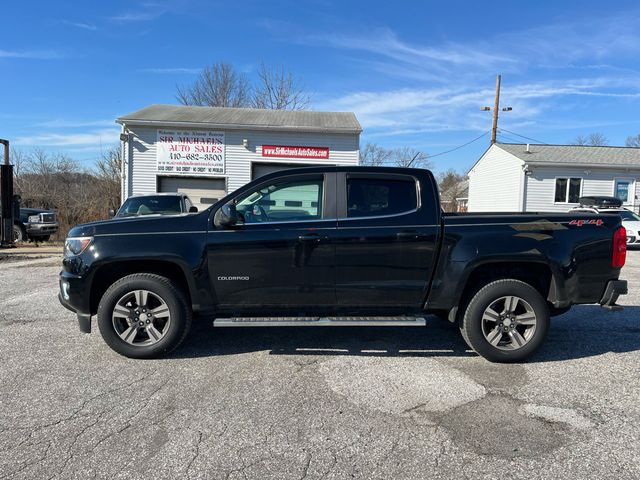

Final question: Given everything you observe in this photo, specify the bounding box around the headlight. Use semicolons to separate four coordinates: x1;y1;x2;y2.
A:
28;215;40;223
64;237;93;256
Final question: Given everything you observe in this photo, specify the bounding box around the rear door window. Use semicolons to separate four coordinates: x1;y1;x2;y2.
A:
346;177;417;218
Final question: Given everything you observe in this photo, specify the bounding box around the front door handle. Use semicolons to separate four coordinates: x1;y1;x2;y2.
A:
298;233;328;242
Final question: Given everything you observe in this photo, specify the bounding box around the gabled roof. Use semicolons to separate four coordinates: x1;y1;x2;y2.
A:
117;104;362;134
440;179;469;202
497;143;640;167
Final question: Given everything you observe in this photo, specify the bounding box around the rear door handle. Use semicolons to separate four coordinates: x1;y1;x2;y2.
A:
298;233;328;242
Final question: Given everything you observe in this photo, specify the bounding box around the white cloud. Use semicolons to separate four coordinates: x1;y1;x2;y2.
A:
322;79;640;135
15;129;120;147
34;119;115;128
307;28;516;71
65;21;97;31
141;67;201;74
0;49;64;60
110;9;165;22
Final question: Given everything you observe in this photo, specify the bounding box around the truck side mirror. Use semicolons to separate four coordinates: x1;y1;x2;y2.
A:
188;206;199;213
108;208;116;217
215;202;238;228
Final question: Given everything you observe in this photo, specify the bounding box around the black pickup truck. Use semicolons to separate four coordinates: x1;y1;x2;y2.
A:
59;167;628;362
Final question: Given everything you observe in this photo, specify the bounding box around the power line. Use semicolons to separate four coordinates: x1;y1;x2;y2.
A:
496;132;524;144
499;128;546;144
427;131;491;159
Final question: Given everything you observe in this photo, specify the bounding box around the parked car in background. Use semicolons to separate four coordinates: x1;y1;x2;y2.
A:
570;196;640;248
111;193;198;218
14;207;59;242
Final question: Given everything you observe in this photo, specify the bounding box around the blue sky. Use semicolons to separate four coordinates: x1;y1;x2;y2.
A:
1;0;640;174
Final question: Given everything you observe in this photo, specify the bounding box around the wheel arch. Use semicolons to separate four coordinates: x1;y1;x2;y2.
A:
89;259;195;315
447;260;560;322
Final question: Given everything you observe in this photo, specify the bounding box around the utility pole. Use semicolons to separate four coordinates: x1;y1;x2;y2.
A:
0;139;16;247
482;74;512;145
491;75;501;144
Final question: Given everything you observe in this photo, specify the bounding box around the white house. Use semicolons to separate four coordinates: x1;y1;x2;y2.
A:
468;143;640;213
116;104;361;209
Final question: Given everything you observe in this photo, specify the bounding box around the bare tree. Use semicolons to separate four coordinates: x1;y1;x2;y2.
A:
572;135;588;146
13;147;124;241
176;62;250;108
587;133;608;146
626;133;640;148
572;132;609;146
437;169;467;212
95;147;122;211
391;147;431;169
252;63;310;110
359;143;392;166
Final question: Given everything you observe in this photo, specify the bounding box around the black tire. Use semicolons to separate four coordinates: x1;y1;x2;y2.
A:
97;273;192;359
13;224;25;243
459;279;549;363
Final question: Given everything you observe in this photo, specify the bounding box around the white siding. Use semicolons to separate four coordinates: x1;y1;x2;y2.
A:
524;167;640;213
123;126;359;200
468;144;524;212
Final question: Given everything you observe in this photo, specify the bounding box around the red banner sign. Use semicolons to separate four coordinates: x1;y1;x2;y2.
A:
262;145;329;159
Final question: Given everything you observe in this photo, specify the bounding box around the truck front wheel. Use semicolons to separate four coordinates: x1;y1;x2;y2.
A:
97;273;192;359
460;279;549;363
13;224;25;243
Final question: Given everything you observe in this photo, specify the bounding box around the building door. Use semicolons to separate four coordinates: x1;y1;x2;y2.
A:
158;177;226;210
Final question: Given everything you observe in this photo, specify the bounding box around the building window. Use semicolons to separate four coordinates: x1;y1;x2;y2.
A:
554;177;582;203
614;179;632;204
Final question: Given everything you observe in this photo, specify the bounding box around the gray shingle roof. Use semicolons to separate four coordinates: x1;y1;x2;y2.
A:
117;104;362;133
497;143;640;166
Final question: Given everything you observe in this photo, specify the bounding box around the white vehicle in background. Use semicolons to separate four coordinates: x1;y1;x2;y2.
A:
570;196;640;248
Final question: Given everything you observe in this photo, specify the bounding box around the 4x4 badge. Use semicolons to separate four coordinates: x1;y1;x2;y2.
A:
569;219;604;227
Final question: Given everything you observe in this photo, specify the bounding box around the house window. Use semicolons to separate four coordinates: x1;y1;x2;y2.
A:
614;179;632;204
554;177;582;203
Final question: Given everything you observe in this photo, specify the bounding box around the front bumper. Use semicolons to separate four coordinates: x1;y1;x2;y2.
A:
599;280;627;310
26;222;59;236
59;272;92;333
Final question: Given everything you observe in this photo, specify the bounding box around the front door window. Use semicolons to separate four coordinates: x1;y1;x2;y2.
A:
236;177;323;223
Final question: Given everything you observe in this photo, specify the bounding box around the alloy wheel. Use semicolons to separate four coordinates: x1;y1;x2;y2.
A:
481;295;537;350
111;290;171;346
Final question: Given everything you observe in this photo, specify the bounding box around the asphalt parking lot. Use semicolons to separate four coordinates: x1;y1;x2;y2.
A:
1;252;639;479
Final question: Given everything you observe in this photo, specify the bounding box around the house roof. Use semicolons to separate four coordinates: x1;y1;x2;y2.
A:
117;104;362;134
497;143;640;167
440;179;469;203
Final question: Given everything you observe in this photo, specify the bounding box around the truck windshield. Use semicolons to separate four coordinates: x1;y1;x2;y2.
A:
117;196;182;217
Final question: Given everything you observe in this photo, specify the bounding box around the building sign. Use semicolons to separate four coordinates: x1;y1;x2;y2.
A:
157;129;225;175
262;145;329;159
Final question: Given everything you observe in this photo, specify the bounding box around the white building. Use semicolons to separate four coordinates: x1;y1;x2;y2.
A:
468;143;640;213
116;104;361;209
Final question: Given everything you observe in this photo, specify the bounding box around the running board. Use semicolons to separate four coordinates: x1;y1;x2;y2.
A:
213;316;426;327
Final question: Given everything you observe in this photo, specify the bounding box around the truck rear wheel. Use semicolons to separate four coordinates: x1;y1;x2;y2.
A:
97;273;192;359
460;279;549;363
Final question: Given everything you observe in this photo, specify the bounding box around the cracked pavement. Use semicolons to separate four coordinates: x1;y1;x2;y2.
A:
0;253;639;479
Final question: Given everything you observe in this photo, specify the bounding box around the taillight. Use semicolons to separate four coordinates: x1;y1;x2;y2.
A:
612;227;627;268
